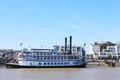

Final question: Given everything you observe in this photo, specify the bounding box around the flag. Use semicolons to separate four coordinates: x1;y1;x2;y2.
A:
84;43;86;46
20;43;23;46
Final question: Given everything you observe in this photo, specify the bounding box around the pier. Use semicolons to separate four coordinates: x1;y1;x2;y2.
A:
86;59;120;67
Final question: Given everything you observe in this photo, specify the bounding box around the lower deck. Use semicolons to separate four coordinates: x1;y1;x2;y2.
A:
18;60;84;67
6;63;86;68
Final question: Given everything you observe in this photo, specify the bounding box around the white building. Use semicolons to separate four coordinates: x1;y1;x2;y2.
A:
90;41;119;59
116;43;120;58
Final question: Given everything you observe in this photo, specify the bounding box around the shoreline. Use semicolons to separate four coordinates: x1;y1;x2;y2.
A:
0;65;5;67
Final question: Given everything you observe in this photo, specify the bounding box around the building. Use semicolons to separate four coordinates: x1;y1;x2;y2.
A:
0;49;15;64
0;52;3;64
90;41;118;59
116;42;120;58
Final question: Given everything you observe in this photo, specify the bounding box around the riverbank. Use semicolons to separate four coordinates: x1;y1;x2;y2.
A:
0;65;5;68
1;60;120;68
86;61;108;67
87;60;120;68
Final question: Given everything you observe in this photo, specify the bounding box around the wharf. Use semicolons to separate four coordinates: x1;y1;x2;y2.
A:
86;60;120;67
86;60;108;67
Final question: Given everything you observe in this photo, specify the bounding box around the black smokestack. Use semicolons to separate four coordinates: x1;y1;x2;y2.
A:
70;36;72;54
65;37;67;52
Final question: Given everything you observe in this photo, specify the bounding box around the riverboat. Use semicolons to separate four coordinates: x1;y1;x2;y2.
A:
6;36;86;68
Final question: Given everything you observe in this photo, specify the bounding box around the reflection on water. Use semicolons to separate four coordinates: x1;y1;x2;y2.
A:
0;66;120;80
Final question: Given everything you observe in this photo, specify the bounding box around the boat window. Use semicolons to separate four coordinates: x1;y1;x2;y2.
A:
30;63;32;65
64;62;66;64
39;63;41;65
37;57;39;59
27;52;29;55
73;50;75;52
64;57;66;59
37;53;39;55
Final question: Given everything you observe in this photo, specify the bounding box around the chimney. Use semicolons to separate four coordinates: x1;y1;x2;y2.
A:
65;37;67;52
70;36;72;54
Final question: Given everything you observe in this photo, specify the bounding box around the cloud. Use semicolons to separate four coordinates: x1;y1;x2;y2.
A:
57;17;99;34
58;19;87;33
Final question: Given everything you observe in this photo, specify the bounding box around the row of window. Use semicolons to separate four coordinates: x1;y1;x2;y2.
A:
20;56;78;60
25;52;70;56
38;62;79;65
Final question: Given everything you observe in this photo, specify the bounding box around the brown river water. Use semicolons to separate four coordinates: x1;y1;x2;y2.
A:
0;66;120;80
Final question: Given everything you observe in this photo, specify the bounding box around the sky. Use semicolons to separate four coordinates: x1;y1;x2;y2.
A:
0;0;120;53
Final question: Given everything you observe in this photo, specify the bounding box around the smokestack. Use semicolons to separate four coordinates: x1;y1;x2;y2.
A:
70;36;72;54
65;37;67;52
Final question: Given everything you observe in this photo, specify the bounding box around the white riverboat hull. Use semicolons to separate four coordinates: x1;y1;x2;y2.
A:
6;63;86;68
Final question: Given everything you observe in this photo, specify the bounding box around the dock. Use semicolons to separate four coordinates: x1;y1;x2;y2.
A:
86;60;120;67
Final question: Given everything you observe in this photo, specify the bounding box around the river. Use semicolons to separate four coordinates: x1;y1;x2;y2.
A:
0;66;120;80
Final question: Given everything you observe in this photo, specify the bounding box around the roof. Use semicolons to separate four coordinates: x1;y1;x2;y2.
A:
94;41;116;46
